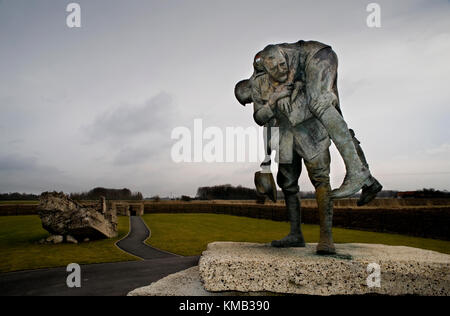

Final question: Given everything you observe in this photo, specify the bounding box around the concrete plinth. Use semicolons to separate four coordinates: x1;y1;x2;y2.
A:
129;242;450;296
199;242;450;296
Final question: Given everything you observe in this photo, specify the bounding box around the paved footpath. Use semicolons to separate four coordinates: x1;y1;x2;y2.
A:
0;216;199;296
116;216;177;259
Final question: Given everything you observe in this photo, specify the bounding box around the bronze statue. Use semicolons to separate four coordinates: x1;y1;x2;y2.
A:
235;40;382;254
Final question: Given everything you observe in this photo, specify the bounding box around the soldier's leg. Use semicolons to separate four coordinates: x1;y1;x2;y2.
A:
306;47;373;199
349;130;383;206
304;149;335;254
272;152;305;247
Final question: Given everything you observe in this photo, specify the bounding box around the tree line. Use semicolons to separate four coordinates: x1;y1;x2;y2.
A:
397;188;450;199
0;192;39;201
69;187;143;201
196;184;261;200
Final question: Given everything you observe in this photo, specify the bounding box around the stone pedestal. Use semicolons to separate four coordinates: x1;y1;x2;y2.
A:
199;242;450;296
128;242;450;296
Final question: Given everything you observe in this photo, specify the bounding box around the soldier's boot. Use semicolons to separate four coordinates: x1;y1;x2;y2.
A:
318;107;373;199
315;185;336;255
349;130;383;206
358;178;383;206
271;193;305;248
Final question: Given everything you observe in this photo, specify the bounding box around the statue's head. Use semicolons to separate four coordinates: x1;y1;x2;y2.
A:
256;45;289;83
235;79;252;106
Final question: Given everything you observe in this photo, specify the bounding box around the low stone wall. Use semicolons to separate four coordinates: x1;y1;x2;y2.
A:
112;202;144;216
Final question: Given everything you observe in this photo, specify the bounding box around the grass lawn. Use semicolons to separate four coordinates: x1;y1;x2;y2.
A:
143;213;450;256
0;215;136;273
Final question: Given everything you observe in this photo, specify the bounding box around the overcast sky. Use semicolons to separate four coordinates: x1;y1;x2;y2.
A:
0;0;449;197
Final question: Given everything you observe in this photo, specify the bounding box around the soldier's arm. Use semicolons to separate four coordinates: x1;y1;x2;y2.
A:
252;75;292;125
253;100;275;126
251;76;276;126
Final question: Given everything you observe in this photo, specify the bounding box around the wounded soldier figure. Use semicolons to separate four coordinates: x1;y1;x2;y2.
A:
235;40;383;254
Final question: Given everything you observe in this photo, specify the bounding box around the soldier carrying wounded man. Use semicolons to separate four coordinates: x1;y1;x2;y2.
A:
235;40;382;254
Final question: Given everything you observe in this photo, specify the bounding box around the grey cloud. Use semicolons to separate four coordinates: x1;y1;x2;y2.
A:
0;154;38;171
82;92;180;167
0;153;61;173
85;92;175;142
114;146;155;166
426;143;450;156
7;139;24;145
113;147;152;165
112;137;174;166
0;153;71;194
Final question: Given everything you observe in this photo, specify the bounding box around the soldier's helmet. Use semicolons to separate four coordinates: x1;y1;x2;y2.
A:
254;171;277;203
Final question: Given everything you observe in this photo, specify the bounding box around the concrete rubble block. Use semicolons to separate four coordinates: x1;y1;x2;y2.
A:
45;235;64;244
66;235;78;244
37;191;118;241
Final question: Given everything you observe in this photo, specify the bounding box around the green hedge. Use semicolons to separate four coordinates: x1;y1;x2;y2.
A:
143;202;450;240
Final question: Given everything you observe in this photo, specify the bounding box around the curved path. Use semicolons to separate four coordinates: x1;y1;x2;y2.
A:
0;216;198;296
116;216;178;259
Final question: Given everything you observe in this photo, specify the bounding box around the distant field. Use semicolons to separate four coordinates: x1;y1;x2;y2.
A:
143;213;450;256
0;215;136;273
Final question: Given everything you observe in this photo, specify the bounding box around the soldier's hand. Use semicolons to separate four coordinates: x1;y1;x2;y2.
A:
277;83;293;99
269;84;293;109
277;97;292;113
